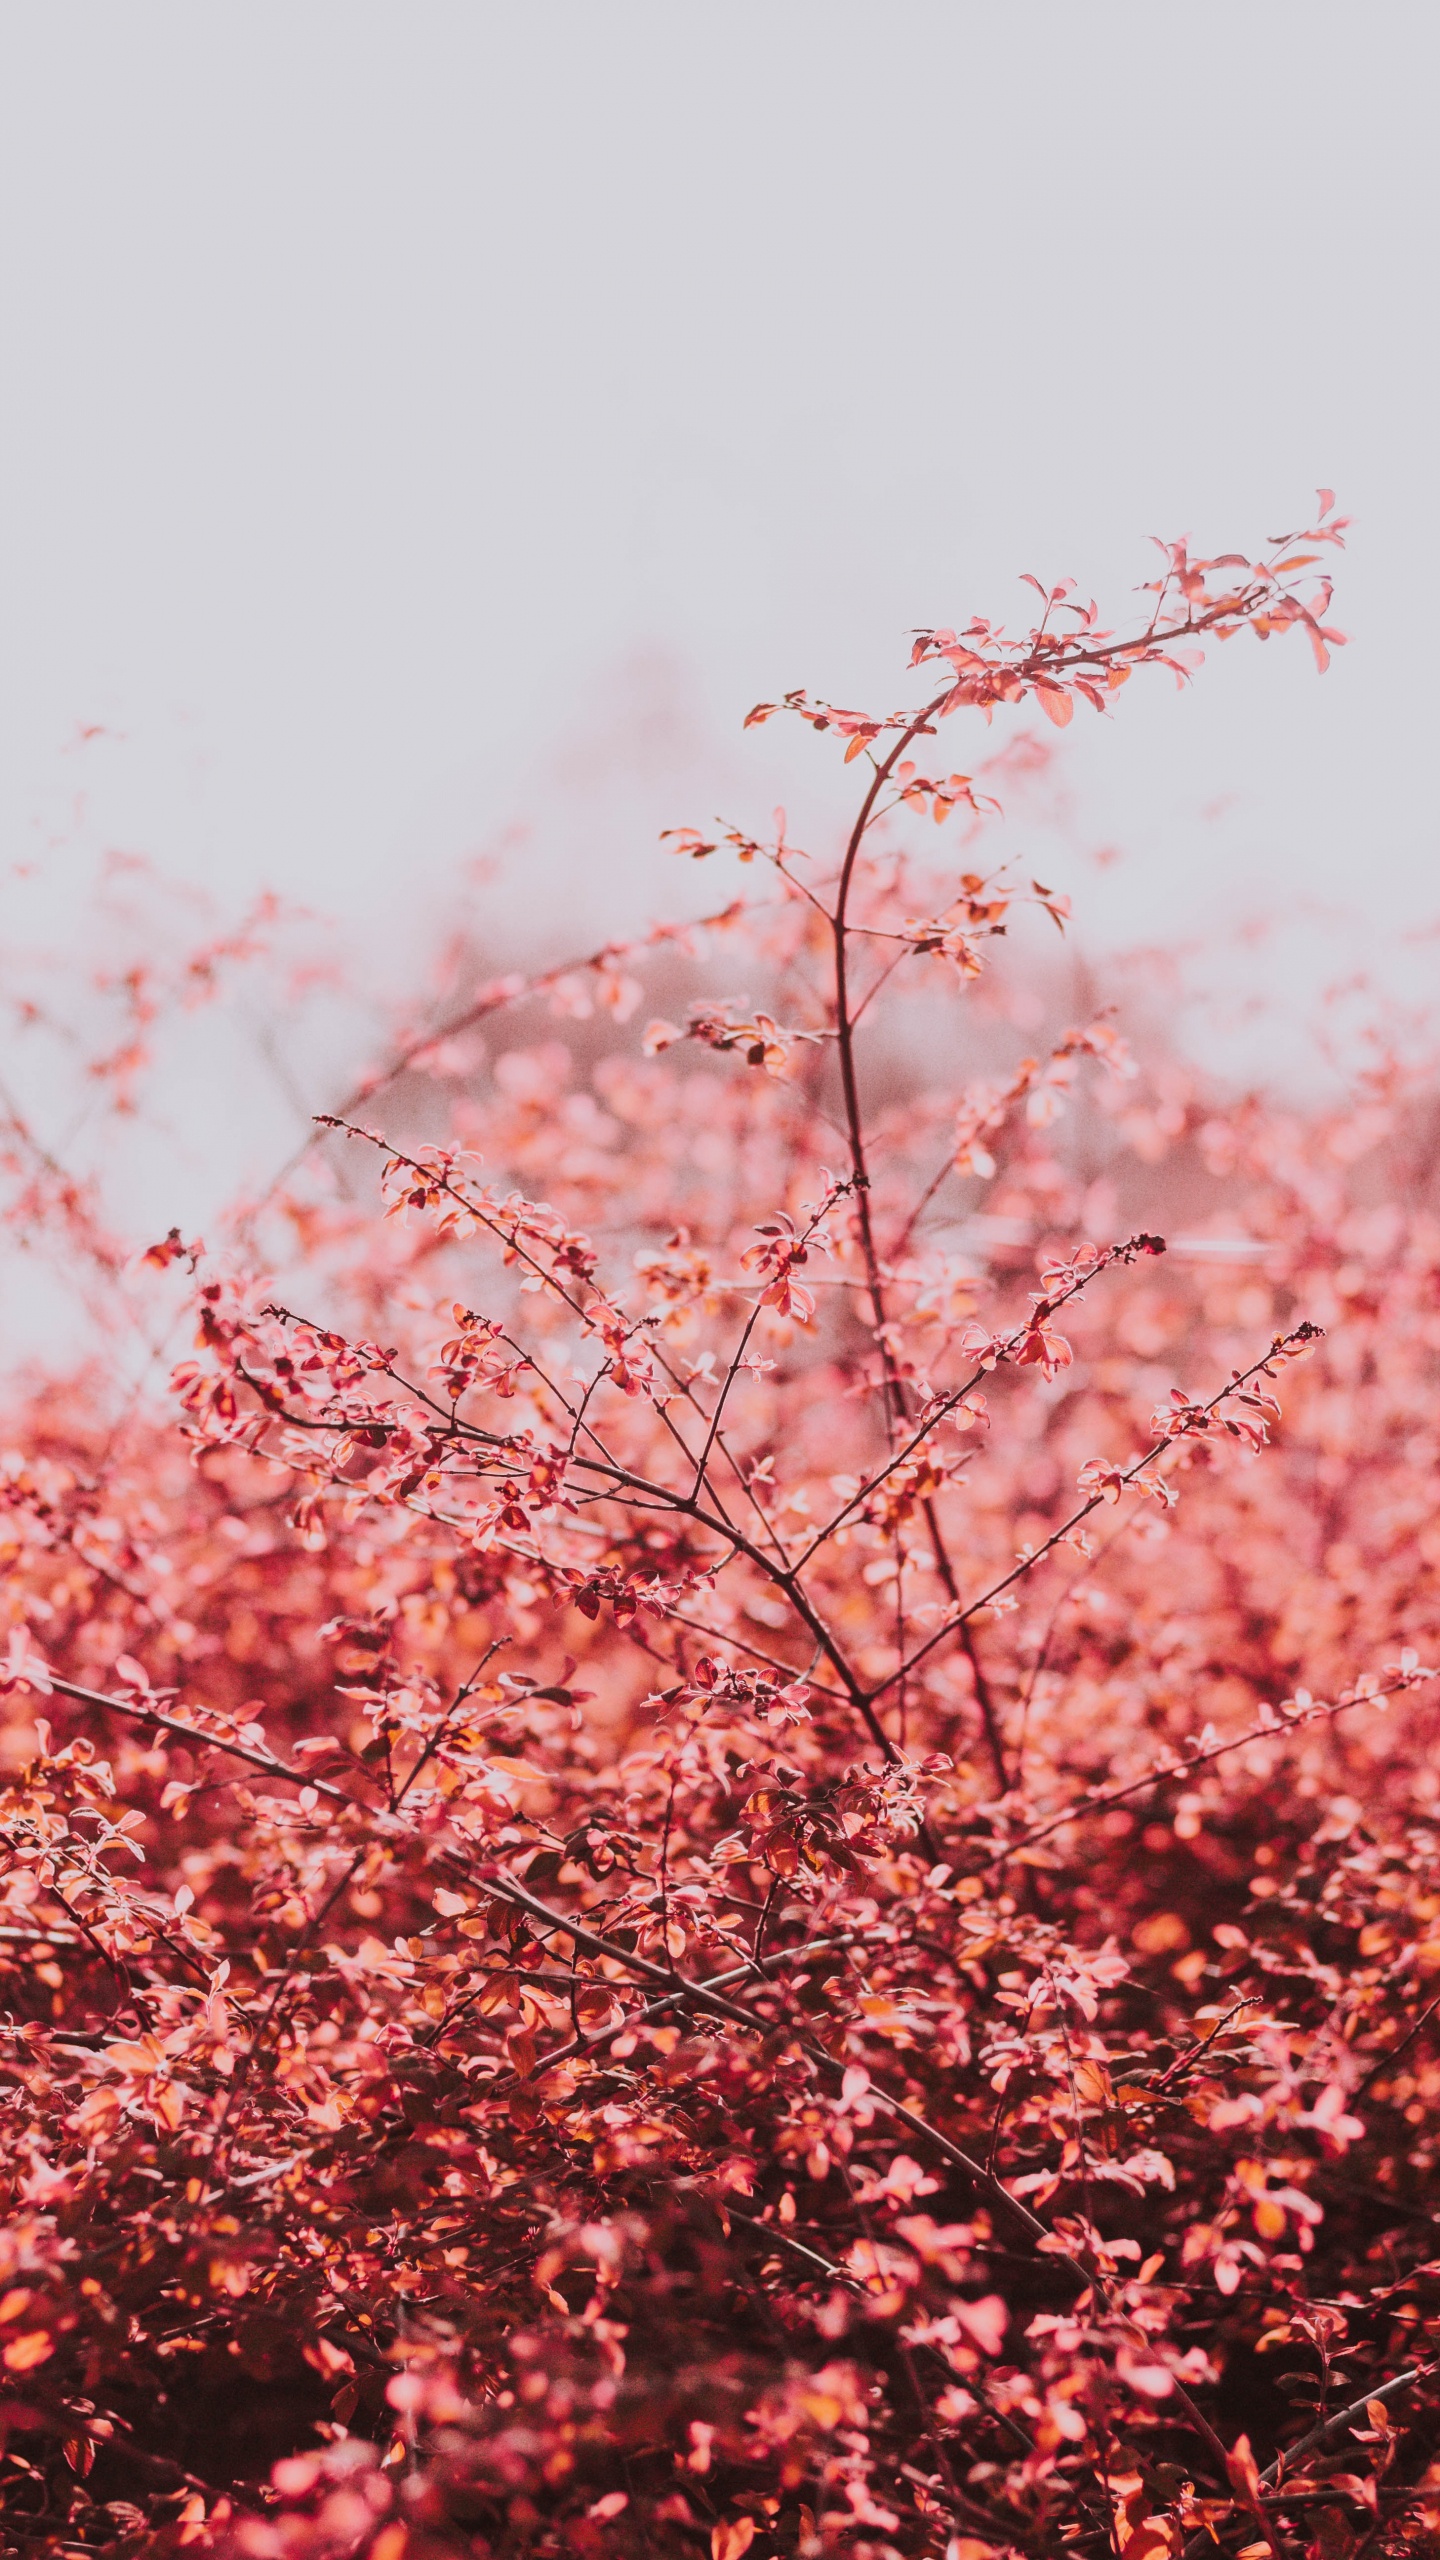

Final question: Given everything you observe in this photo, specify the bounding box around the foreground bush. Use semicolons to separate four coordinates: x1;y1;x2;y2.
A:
6;502;1440;2560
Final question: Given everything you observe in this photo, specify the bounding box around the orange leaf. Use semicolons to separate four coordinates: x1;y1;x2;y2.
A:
712;2521;756;2560
1226;2432;1262;2505
1033;682;1073;727
955;2295;1009;2357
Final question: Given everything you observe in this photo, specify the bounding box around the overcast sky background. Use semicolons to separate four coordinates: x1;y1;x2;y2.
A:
0;3;1437;1126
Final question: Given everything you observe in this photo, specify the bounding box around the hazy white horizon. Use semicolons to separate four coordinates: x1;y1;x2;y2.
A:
1;3;1436;1043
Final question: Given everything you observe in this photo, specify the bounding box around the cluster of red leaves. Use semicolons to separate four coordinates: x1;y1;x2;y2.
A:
7;504;1440;2560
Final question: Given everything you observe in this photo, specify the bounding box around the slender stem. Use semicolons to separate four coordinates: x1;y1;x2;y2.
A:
1357;1989;1440;2096
690;1188;846;1504
831;692;952;1408
868;1333;1314;1708
827;700;1010;1784
45;1673;352;1804
1176;2366;1432;2560
991;1663;1435;1868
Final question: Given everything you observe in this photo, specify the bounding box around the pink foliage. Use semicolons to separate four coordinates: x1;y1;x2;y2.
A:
2;501;1438;2560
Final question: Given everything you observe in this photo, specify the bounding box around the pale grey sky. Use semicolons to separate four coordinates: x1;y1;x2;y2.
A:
0;4;1436;1009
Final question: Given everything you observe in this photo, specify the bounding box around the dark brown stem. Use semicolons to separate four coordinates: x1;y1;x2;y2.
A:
868;1330;1319;1710
829;690;1010;1791
831;691;951;1413
1176;2366;1431;2560
921;1496;1009;1793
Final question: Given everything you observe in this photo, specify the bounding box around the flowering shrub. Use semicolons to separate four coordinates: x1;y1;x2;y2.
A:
5;499;1440;2560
